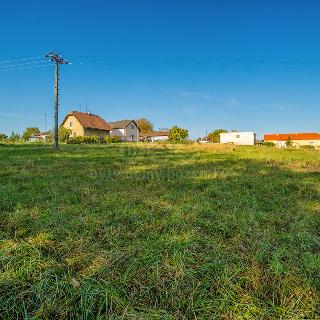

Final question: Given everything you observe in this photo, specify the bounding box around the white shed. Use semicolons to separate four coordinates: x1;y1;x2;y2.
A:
220;132;256;145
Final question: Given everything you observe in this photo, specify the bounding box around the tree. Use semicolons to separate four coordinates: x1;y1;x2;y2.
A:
22;127;40;141
135;118;154;133
9;131;21;142
169;126;189;142
0;133;8;141
58;127;72;143
206;129;228;143
286;136;293;148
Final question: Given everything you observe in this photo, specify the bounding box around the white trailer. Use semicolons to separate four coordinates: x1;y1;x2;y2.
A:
220;132;256;145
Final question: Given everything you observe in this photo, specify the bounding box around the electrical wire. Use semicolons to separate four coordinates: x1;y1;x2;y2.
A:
0;59;51;69
0;56;44;64
68;55;320;73
0;64;53;72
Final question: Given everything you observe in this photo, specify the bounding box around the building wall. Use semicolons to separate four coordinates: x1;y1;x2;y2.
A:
62;115;84;137
124;122;139;142
62;115;109;138
220;132;256;145
151;136;169;142
110;128;125;139
83;128;110;138
268;139;320;147
110;122;139;142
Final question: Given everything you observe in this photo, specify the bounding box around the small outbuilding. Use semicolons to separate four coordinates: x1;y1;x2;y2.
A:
139;131;170;142
220;132;256;145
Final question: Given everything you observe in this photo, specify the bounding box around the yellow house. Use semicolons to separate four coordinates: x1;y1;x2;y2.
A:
61;111;112;138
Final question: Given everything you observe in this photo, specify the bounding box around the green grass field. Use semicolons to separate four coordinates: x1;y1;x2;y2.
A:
1;143;320;319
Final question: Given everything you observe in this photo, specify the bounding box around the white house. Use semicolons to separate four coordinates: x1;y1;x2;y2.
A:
220;132;256;145
29;132;50;143
109;120;139;142
139;131;170;142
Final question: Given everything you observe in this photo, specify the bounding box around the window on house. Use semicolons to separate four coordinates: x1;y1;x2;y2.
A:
131;124;134;130
310;141;315;146
236;135;240;138
69;121;73;127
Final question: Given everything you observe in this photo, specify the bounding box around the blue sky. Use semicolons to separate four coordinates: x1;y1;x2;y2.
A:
1;0;320;138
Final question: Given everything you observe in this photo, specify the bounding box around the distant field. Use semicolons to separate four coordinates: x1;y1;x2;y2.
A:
0;143;320;319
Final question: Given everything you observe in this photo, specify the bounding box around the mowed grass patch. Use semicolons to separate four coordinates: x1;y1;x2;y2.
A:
0;144;320;319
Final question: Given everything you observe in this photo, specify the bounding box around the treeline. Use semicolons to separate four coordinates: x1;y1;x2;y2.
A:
0;132;23;143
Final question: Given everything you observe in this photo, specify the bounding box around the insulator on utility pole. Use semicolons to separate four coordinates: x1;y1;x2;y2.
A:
45;52;70;150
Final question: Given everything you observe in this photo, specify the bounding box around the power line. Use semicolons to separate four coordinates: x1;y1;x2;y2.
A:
0;56;43;64
0;64;52;72
0;60;49;69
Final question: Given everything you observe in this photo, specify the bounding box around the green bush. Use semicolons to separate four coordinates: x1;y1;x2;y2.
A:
0;133;8;142
67;136;100;144
286;137;293;148
85;136;99;144
103;135;121;143
263;141;275;147
103;136;111;144
300;145;315;150
110;136;121;143
59;127;72;143
67;135;121;144
67;136;83;144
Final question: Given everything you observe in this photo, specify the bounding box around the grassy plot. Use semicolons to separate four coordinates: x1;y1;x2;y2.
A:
0;143;320;319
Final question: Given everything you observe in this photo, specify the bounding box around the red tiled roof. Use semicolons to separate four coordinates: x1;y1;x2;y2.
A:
62;111;112;131
264;133;320;141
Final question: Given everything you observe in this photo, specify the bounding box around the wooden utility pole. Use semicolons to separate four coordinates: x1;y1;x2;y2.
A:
45;52;69;150
54;62;59;149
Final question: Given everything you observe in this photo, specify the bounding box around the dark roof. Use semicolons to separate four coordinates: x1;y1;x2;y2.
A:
139;131;170;138
109;120;137;129
62;111;112;131
264;133;320;141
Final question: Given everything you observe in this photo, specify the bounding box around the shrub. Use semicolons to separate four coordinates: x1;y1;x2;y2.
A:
85;136;99;144
286;137;293;148
110;136;121;143
104;136;121;143
67;136;100;144
0;133;8;142
300;145;315;150
104;136;111;144
59;127;72;143
9;132;21;143
67;136;83;144
263;142;275;147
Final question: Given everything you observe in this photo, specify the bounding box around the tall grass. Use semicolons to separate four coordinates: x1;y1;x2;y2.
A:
0;144;320;319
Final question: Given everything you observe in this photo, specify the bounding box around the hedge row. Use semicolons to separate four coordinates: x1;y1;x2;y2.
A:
67;135;121;144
